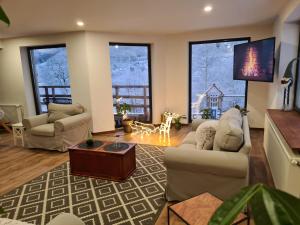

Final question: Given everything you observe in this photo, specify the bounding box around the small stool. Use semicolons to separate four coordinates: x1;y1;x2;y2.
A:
168;192;249;225
12;122;25;147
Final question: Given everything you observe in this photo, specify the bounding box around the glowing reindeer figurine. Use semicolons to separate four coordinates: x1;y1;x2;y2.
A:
158;112;177;136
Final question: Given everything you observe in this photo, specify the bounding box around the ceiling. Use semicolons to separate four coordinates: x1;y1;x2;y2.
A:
0;0;288;39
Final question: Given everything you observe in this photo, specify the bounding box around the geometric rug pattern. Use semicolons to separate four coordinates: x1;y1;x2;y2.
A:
0;144;166;225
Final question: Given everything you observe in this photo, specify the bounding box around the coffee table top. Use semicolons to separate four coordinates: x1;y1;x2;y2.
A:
169;193;247;225
69;140;136;155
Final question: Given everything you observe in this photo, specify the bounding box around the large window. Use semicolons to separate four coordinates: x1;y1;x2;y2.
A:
109;43;152;122
28;45;72;114
189;38;249;121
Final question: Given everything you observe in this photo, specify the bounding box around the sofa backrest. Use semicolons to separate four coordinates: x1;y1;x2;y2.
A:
48;103;84;115
239;116;251;155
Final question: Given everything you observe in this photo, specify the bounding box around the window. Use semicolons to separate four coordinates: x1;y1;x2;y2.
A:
28;45;72;114
109;43;152;122
189;38;249;121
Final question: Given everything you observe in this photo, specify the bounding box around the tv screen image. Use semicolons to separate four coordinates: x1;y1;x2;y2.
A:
233;37;275;82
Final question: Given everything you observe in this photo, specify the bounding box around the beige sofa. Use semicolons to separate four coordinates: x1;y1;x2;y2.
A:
164;108;251;201
23;103;91;152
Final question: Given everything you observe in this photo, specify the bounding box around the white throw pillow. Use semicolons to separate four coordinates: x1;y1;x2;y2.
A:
195;120;219;150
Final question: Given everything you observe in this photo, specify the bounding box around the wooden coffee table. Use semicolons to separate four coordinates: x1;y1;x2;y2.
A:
168;193;249;225
68;141;136;181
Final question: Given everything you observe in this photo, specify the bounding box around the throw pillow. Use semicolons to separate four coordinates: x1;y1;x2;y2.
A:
213;118;244;152
48;103;84;116
195;120;218;150
47;103;84;123
220;108;242;125
48;111;71;123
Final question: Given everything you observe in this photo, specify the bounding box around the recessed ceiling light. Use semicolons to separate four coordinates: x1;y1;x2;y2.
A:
204;5;213;12
76;21;85;27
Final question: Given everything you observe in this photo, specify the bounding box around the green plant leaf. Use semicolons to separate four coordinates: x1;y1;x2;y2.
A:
208;184;262;225
250;188;276;225
0;206;5;214
0;6;10;26
209;183;300;225
265;186;300;224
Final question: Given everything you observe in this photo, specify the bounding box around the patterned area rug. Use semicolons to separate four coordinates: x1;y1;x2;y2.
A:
0;144;166;225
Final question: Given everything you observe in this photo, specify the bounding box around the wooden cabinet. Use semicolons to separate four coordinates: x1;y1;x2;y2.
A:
264;110;300;197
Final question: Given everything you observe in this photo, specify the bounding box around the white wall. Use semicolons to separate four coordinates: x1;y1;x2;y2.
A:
0;31;168;132
0;23;277;131
0;32;92;122
84;32;168;132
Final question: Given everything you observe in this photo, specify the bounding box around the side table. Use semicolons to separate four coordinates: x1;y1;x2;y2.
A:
168;192;249;225
12;122;25;147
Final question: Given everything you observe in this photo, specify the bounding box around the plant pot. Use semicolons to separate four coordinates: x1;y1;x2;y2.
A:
86;139;94;146
122;120;133;133
174;123;182;130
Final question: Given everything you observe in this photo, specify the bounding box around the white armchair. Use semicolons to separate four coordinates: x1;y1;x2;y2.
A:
23;103;91;152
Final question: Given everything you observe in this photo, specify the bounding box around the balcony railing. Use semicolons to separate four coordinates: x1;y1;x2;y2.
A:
113;85;150;122
191;94;246;119
37;85;150;120
38;85;72;112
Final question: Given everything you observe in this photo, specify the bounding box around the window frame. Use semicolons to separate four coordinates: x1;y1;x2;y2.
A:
188;37;251;122
27;44;68;114
109;42;153;123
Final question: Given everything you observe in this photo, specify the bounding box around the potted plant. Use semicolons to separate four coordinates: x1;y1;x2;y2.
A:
86;128;94;146
116;98;133;133
173;115;186;130
201;108;212;119
209;183;300;225
120;103;133;133
234;105;249;116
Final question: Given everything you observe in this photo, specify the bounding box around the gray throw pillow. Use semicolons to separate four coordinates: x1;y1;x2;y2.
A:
213;118;244;152
48;111;71;123
195;120;218;150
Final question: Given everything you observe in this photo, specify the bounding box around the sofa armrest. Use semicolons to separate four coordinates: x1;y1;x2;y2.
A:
54;112;91;132
191;119;218;131
23;114;48;129
47;213;84;225
165;148;248;178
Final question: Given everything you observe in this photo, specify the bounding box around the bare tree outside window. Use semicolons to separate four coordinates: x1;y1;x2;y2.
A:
28;45;72;114
190;39;248;120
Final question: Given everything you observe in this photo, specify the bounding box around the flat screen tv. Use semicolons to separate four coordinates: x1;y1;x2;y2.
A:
233;37;275;82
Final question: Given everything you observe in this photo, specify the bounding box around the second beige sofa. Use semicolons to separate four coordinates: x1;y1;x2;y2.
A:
164;108;252;201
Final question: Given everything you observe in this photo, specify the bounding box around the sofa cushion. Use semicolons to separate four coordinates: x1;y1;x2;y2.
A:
182;131;196;145
31;123;55;137
48;103;84;123
213;118;243;152
220;108;242;124
195;120;218;150
48;111;71;123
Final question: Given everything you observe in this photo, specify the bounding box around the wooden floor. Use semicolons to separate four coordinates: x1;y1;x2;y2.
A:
0;127;273;225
